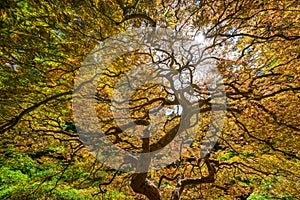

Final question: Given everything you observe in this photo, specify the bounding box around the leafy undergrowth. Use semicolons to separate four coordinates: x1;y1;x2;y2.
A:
1;148;297;199
0;148;132;200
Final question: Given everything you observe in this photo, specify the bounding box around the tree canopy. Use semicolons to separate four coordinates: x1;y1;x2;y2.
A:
0;0;299;199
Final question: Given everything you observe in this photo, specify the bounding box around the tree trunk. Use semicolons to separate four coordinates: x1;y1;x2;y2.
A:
130;128;162;200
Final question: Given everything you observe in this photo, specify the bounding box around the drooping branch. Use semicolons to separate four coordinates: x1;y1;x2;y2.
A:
0;91;72;134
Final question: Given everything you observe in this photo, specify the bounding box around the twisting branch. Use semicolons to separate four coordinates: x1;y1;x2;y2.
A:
158;174;181;188
170;155;216;200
